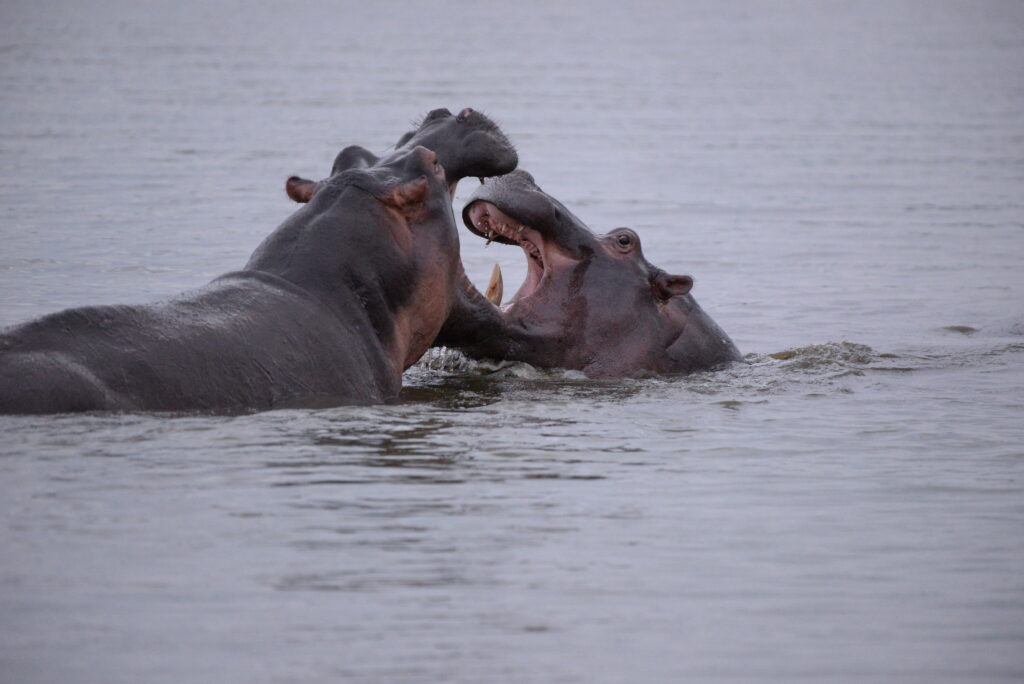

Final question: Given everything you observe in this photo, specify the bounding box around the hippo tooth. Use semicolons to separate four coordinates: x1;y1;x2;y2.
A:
485;231;494;246
517;225;525;233
478;177;485;185
485;263;503;306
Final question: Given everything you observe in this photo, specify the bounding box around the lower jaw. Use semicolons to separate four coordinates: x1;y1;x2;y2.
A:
505;277;542;311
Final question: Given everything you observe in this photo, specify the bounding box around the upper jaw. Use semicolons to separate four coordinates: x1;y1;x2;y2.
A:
464;201;551;307
464;201;527;245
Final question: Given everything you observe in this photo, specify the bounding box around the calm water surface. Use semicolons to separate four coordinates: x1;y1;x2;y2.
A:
1;1;1023;682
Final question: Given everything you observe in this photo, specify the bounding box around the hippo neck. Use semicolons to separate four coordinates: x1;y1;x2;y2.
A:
244;191;422;367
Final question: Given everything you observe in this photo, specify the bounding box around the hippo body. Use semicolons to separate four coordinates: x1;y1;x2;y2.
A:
1;105;521;415
0;146;456;414
0;271;393;412
434;170;742;377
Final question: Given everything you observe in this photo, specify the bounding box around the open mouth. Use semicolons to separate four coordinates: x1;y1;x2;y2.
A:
465;201;549;308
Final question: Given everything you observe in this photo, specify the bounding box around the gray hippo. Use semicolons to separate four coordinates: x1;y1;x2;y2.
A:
434;170;742;377
0;110;518;414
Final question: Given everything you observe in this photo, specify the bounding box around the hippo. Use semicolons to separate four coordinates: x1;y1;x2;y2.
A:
285;107;517;203
283;105;524;370
433;170;742;377
0;123;517;414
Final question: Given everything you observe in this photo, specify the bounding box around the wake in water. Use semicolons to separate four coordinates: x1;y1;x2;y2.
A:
411;334;1024;407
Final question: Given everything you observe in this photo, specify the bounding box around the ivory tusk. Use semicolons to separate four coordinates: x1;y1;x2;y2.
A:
485;263;503;306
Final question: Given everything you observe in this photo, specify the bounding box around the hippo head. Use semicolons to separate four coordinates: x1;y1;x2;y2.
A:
286;107;517;203
389;107;518;191
257;145;458;281
330;145;450;219
450;170;740;377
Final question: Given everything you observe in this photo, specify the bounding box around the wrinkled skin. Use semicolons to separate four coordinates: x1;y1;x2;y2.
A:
434;170;742;377
0;147;461;414
285;107;518;203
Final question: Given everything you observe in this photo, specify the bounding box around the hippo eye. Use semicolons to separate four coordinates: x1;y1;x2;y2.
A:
610;229;639;253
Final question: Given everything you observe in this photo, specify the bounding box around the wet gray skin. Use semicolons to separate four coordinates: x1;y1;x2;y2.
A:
285;107;518;202
0;146;460;413
434;170;742;377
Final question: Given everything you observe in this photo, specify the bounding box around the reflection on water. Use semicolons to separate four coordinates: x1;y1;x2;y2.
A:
2;0;1024;682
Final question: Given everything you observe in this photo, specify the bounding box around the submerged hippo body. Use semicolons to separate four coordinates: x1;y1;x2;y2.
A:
1;107;518;415
0;147;452;413
435;170;741;377
0;272;396;413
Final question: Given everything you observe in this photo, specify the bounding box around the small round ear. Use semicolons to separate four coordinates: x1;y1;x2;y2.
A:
394;130;415;148
285;176;321;203
331;145;379;174
652;272;694;300
378;176;429;209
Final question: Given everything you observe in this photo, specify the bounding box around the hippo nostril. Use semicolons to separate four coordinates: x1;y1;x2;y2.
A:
416;147;437;166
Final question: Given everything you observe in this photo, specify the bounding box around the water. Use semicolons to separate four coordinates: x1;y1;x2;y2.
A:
2;1;1023;681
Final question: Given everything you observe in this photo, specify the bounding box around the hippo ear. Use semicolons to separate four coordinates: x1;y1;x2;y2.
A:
652;272;694;300
394;130;415;148
331;145;379;174
285;176;322;203
378;177;429;210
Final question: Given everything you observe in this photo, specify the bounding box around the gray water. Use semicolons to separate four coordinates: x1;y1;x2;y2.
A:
1;1;1023;682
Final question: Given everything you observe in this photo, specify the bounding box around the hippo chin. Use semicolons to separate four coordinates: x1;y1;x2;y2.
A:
434;170;742;377
0;116;519;415
285;107;517;203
